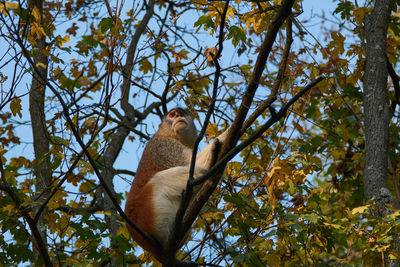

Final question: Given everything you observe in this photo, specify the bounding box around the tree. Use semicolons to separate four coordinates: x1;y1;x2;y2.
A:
363;0;399;265
0;0;400;266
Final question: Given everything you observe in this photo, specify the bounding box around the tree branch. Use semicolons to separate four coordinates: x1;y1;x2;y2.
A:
386;55;400;114
241;17;293;134
12;19;163;258
180;0;296;240
162;1;230;265
192;76;325;188
222;0;296;150
0;154;52;266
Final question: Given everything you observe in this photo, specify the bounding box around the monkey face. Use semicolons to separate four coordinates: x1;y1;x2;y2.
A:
164;108;197;147
167;108;191;132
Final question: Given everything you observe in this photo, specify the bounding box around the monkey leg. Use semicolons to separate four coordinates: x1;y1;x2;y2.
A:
149;166;206;246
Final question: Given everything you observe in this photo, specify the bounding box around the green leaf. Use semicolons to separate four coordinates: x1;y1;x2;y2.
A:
333;1;354;19
194;15;215;31
99;17;114;33
138;58;153;74
227;26;246;47
50;136;69;146
223;193;249;208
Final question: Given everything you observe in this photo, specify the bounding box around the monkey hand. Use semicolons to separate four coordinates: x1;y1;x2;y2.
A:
208;138;222;168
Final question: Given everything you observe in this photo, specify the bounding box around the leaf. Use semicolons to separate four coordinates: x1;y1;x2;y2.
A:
223;193;249;208
205;123;219;141
139;58;153;74
0;2;19;16
66;22;79;36
32;6;41;21
3;204;14;214
353;7;367;24
351;205;370;215
48;189;67;209
227;26;246;47
99;17;114;33
323;222;343;230
36;62;47;69
55;35;70;48
194;15;215;31
10;98;22;118
30;22;46;39
50;136;69;146
117;225;130;239
333;1;354;19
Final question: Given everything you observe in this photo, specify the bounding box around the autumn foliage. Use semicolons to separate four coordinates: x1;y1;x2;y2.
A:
0;0;400;266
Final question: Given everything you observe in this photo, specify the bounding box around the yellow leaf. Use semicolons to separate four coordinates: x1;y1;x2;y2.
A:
3;204;14;214
323;222;343;229
58;214;70;229
351;205;370;215
48;189;67;209
32;6;41;21
79;181;92;192
227;6;235;19
331;150;345;161
10;98;22;118
0;2;19;16
117;225;130;239
36;62;47;70
57;35;70;48
293;170;306;184
30;22;46;39
46;212;60;232
205;123;218;141
353;7;367;24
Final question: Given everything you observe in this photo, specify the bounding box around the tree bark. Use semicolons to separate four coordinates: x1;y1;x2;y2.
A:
28;0;51;263
363;0;394;216
363;1;398;266
101;0;155;265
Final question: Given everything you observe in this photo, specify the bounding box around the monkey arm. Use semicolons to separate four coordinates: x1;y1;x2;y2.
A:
196;127;230;169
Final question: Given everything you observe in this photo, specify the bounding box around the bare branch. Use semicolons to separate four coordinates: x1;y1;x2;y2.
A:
241;17;293;133
192;76;325;188
179;0;297;246
223;0;296;150
162;1;230;265
386;55;400;114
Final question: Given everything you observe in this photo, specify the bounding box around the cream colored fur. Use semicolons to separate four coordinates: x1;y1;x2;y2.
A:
149;131;228;246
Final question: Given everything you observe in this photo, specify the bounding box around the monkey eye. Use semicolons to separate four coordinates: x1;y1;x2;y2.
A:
167;108;186;119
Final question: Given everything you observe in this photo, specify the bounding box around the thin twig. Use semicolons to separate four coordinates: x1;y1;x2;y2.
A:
162;1;231;265
241;17;293;134
181;0;297;247
191;76;325;187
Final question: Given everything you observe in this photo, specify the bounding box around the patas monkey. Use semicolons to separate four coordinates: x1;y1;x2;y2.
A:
125;108;227;262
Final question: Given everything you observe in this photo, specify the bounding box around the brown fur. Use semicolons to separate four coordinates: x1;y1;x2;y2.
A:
125;108;227;265
125;183;161;259
124;108;196;261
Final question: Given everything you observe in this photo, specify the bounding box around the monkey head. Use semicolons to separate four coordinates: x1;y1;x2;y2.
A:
156;108;197;147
